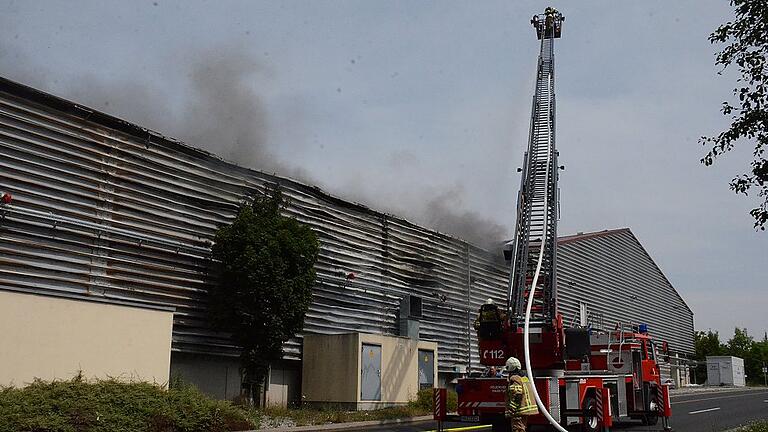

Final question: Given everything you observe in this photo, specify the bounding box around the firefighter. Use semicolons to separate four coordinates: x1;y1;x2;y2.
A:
543;7;560;35
473;299;507;338
505;357;539;432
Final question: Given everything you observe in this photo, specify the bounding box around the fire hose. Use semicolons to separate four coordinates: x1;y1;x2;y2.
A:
521;27;568;432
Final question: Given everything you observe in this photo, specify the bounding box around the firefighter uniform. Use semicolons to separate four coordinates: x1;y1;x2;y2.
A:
506;374;538;432
473;299;507;338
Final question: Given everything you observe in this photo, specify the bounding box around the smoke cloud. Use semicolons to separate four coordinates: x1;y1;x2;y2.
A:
0;44;506;249
422;187;507;251
68;49;294;174
178;53;272;168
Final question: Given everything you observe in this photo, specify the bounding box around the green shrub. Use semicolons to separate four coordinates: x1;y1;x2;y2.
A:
0;376;471;431
743;421;768;432
0;376;259;432
408;388;457;412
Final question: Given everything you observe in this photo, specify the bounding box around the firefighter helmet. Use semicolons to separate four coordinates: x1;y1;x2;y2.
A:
506;356;522;372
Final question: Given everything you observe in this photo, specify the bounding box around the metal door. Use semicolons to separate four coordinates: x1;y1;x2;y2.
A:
418;349;435;389
709;362;721;385
361;344;381;401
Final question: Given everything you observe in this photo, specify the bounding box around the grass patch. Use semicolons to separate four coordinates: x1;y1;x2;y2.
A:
740;421;768;432
259;404;427;427
258;389;458;427
0;375;259;432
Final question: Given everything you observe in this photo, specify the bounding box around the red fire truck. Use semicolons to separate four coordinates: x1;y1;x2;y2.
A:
457;323;672;431
455;9;672;432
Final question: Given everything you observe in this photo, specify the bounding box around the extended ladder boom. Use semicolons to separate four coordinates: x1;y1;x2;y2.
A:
506;9;564;329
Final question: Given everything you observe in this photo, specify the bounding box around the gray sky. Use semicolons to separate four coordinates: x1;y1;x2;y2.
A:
1;0;765;340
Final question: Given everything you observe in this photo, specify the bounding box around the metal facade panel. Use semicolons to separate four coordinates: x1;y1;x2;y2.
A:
0;81;500;372
557;230;694;355
0;78;693;381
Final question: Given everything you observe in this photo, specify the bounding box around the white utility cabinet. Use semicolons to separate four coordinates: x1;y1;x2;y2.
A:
706;356;745;387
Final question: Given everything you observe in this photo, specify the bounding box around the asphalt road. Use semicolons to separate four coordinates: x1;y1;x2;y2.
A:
663;388;768;432
338;389;768;432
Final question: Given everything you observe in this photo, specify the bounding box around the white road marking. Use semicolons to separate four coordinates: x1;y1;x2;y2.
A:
689;407;721;415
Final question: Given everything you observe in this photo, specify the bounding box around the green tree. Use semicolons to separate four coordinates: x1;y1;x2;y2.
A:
694;330;725;383
726;327;754;359
760;333;768;384
209;187;319;402
695;330;725;358
721;327;768;385
701;0;768;230
749;337;768;386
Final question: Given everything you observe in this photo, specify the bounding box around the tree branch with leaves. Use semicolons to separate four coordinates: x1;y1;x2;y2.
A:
701;0;768;230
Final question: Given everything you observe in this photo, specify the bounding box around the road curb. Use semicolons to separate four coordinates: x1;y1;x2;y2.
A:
247;415;434;432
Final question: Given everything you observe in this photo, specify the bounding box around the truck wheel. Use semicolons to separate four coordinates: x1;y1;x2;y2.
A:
642;390;660;426
582;395;599;432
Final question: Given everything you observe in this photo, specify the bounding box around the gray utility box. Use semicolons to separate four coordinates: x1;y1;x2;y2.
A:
706;356;745;387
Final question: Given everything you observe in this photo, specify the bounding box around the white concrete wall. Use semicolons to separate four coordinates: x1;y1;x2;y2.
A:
170;354;300;405
265;362;301;407
170;352;242;400
302;333;359;404
0;290;173;386
733;357;745;387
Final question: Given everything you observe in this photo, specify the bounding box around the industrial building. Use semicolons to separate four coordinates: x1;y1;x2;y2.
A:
0;76;693;406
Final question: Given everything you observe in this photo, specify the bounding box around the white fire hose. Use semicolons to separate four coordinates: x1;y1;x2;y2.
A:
523;246;568;432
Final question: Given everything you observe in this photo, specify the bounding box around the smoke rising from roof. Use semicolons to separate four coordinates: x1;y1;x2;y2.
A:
178;53;272;169
423;187;507;251
0;45;506;250
73;49;287;174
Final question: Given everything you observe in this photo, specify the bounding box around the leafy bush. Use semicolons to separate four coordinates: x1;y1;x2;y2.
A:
0;376;258;432
0;375;471;431
408;388;457;412
743;421;768;432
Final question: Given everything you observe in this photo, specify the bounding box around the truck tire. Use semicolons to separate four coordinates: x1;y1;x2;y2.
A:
582;394;599;432
642;389;660;426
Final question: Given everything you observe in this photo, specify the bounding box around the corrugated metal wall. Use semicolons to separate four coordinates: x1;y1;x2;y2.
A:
0;78;693;378
558;230;694;354
0;79;508;373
